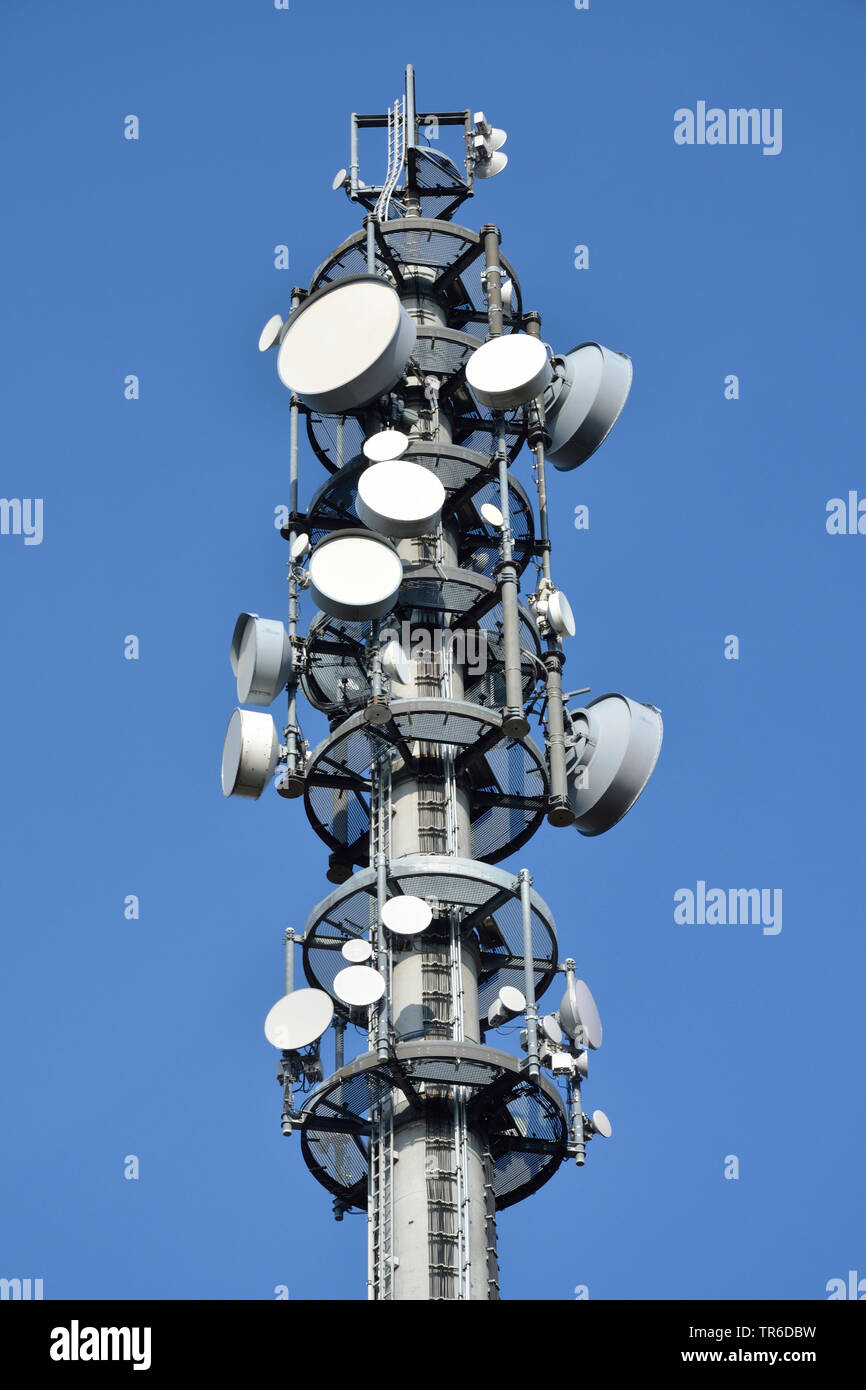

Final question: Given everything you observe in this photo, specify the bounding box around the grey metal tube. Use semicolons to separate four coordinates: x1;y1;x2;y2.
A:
481;224;504;339
497;433;528;738
519;869;540;1080
284;927;294;995
405;64;416;150
366;215;376;274
544;648;573;825
350;114;359;197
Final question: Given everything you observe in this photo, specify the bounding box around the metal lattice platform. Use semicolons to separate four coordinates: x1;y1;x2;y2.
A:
302;854;559;1020
297;454;535;581
298;1041;568;1213
308;218;523;326
303;700;549;866
301;579;542;716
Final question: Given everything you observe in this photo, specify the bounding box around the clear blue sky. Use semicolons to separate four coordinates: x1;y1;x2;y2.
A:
1;0;863;1301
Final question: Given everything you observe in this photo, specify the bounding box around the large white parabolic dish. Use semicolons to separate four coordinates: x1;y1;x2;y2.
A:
308;529;403;621
264;989;334;1050
277;275;417;414
221;708;280;798
465;333;552;410
356;460;446;538
565;693;662;836
545;342;633;472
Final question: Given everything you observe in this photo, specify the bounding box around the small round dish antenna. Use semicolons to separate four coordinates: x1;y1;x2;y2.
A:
465;334;552;410
333;964;386;1008
258;314;284;353
381;895;432;937
363;429;410;463
480;502;503;528
474;150;508;180
559;977;603;1049
277;275;417;414
264;989;334;1050
381;638;412;685
290;532;311;562
221;708;280;799
332;167;348;191
356;460;446;538
540;1014;563;1046
341;938;373;964
487;985;526;1029
308;530;403;621
232;614;292;706
590;1109;612;1138
542;594;575;642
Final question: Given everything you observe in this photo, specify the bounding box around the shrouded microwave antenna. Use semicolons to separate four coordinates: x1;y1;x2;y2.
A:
544;342;633;472
277;276;416;413
465;334;551;410
341;938;373;964
221;708;280;798
363;428;410;463
488;985;526;1029
333;964;387;1008
356;459;446;537
565;694;663;836
381;895;432;937
231;613;292;706
308;530;403;620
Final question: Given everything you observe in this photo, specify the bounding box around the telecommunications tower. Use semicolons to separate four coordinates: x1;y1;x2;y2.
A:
221;66;662;1300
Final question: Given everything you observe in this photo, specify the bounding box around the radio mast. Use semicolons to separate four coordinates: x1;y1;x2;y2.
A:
222;64;662;1301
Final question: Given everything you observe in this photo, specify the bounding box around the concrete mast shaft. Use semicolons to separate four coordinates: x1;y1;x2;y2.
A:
377;287;498;1302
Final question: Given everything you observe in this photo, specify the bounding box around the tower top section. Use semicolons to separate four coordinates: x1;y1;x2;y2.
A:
330;63;509;223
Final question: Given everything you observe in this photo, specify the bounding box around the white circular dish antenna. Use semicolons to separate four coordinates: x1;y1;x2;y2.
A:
356;460;446;539
548;590;575;639
480;502;503;528
277;275;417;414
381;895;432;937
333;964;386;1008
341;938;373;964
591;1109;612;1139
487;985;526;1029
465;334;552;410
290;532;311;562
545;342;633;472
475;150;508;179
264;989;334;1050
308;530;403;621
258;314;284;352
221;708;280;799
559;978;603;1049
565;693;663;836
381;637;411;685
540;1014;563;1046
332;167;348;191
363;429;410;463
233;614;292;706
